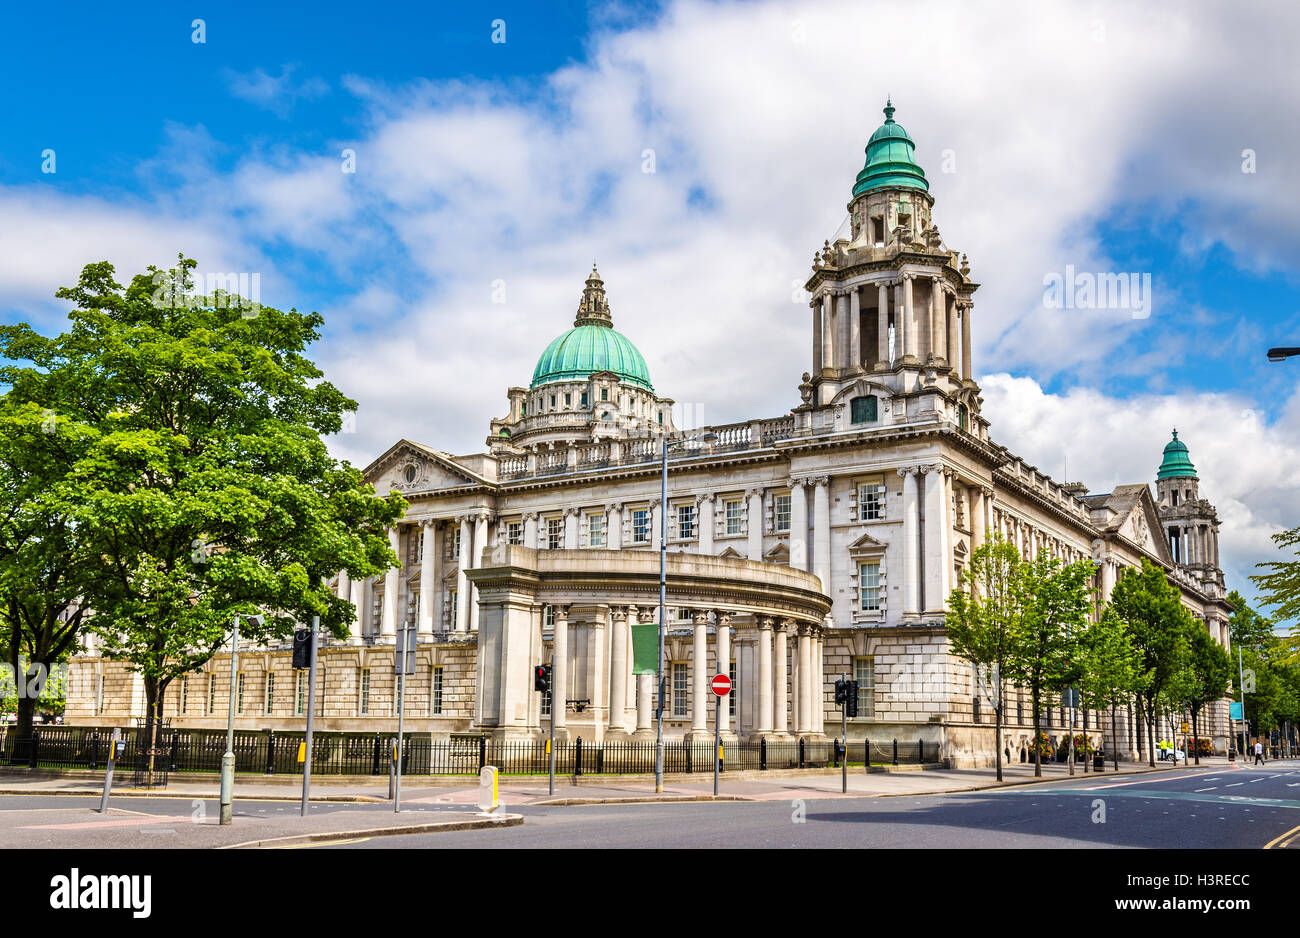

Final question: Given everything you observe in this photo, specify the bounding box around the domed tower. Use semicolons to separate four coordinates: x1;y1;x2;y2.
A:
801;101;984;440
489;266;676;451
1155;429;1223;591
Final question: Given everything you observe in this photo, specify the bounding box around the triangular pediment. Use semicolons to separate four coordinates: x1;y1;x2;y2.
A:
717;546;745;559
365;439;492;495
847;531;887;552
1117;487;1172;565
764;542;790;564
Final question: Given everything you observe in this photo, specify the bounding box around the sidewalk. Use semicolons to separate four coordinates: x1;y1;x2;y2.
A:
1;756;1230;805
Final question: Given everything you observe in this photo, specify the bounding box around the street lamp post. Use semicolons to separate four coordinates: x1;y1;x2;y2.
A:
655;430;716;795
1267;347;1300;362
219;612;264;826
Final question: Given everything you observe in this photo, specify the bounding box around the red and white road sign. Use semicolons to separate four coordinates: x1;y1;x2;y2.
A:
711;674;732;696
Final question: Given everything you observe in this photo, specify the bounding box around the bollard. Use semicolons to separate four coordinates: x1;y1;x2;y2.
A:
90;730;100;771
799;737;806;769
169;732;179;772
478;735;487;772
265;731;276;774
760;736;767;771
575;737;584;777
865;736;871;771
29;729;39;769
892;737;898;766
919;738;924;763
371;733;382;775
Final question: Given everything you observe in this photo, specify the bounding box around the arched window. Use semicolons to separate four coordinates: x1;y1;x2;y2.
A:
958;404;969;431
850;395;878;424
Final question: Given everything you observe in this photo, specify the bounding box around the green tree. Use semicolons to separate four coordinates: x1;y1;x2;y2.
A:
1251;532;1300;665
1;257;406;771
1108;559;1192;767
1226;589;1276;650
1006;550;1095;776
1174;620;1232;764
947;536;1022;781
1079;608;1141;770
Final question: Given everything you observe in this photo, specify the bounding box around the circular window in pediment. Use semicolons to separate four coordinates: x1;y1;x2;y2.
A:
404;464;418;484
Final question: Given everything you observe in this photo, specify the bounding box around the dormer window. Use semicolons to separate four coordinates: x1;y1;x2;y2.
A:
872;217;884;244
601;388;608;402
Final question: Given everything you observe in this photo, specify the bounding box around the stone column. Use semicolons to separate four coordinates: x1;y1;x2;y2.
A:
381;526;399;638
947;290;960;372
1100;557;1116;604
348;576;367;641
336;567;350;602
606;503;622;550
899;467;920;615
691;611;710;737
797;625;813;734
812;476;831;596
877;282;890;366
552;604;569;738
715;611;733;736
471;511;489;631
849;287;861;370
820;294;834;372
418;520;437;636
635;607;655;736
746;488;764;561
812;302;822;373
757;617;774;734
923;467;949;614
587;608;608;737
788;480;808;571
523;512;539;549
969;486;985;554
813;629;825;735
457;515;473;631
774;621;789;735
563;507;579;548
961;301;973;381
929;276;942;362
902;274;917;361
697;494;714;555
608;606;629;736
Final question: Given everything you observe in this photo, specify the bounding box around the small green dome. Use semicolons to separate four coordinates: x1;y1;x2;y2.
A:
853;100;930;198
1157;429;1198;479
529;266;653;391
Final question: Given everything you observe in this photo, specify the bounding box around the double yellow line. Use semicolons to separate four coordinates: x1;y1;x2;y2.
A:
1263;823;1300;850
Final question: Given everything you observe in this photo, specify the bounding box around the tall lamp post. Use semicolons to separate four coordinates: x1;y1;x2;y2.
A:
655;431;716;794
220;612;264;825
1267;347;1300;362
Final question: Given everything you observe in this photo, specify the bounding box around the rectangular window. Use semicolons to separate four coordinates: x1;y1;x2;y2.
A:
851;395;878;424
432;667;443;715
564;393;571;406
208;674;217;715
180;676;188;715
236;673;245;714
544;605;556;628
453;528;461;556
1016;692;1024;724
853;656;875;718
632;508;650;544
724;498;743;535
546;517;563;549
672;663;688;718
296;671;306;716
415;532;424;563
601;388;608;401
360;668;371;715
859;481;886;521
677;503;696;539
507;522;523;546
858;561;881;611
973;696;982;724
449;589;458;625
95;675;104;716
729;660;737;718
581;391;589;408
774;494;791;532
588;513;606;547
264;673;275;715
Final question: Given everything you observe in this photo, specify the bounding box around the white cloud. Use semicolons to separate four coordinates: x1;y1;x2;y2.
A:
224;64;328;118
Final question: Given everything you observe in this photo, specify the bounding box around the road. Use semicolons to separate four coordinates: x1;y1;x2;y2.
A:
319;760;1300;849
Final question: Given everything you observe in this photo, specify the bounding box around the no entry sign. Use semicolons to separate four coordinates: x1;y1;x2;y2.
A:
711;674;731;696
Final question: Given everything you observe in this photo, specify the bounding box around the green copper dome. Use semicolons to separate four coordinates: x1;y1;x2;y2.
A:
852;100;930;198
530;267;654;391
1157;429;1198;479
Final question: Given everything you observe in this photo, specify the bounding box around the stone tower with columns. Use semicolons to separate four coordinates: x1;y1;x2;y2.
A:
1155;429;1225;598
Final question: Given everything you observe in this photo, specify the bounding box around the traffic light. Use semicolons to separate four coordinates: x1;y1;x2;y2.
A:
534;664;551;693
292;629;313;670
834;678;848;706
845;680;860;718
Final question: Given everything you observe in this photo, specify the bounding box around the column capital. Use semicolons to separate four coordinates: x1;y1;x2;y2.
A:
980;484;995;498
692;610;710;626
638;607;656;624
745;487;764;500
896;465;918;479
757;616;774;631
647;497;661;510
552;603;570;621
788;477;809;490
604;502;623;514
810;474;830;488
563;506;581;518
474;509;493;524
713;610;733;628
695;492;715;507
521;511;539;522
609;605;628;624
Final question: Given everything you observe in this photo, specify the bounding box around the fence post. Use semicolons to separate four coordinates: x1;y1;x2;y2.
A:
90;730;100;771
29;729;39;768
169;732;179;772
892;737;898;766
371;733;382;775
575;737;583;777
265;730;276;774
918;738;924;764
760;736;767;771
798;736;805;769
865;737;871;771
478;735;487;772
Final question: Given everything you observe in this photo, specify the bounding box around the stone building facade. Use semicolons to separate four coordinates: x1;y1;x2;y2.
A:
66;103;1234;766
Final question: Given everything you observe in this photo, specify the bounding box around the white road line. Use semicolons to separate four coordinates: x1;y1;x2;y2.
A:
1195;787;1217;792
1226;783;1244;787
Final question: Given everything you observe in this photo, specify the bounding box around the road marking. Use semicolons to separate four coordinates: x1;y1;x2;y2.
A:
1249;778;1264;783
1263;824;1300;850
1226;783;1244;787
266;837;372;849
1195;787;1217;792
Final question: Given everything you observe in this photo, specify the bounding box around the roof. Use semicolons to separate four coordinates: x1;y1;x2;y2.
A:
852;100;930;198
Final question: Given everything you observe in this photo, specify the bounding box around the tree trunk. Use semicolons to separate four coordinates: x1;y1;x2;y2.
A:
1191;707;1200;765
1111;703;1118;771
1032;685;1042;777
995;694;1003;783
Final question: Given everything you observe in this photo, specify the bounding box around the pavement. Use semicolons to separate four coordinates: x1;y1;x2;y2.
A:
2;756;1270;849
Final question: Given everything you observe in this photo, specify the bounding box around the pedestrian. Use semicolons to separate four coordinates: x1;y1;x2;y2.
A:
1254;739;1264;766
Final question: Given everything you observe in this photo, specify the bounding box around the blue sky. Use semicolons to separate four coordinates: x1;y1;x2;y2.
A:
2;0;1298;622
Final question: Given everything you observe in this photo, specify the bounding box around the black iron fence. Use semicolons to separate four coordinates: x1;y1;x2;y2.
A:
0;726;938;777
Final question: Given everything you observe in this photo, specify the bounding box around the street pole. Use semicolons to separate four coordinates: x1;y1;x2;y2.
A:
1068;700;1075;777
1237;644;1247;758
655;436;667;794
713;693;721;798
300;615;319;816
219;615;240;825
548;653;556;797
394;622;411;813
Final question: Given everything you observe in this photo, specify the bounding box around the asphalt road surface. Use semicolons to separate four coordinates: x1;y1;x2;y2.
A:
316;760;1300;849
